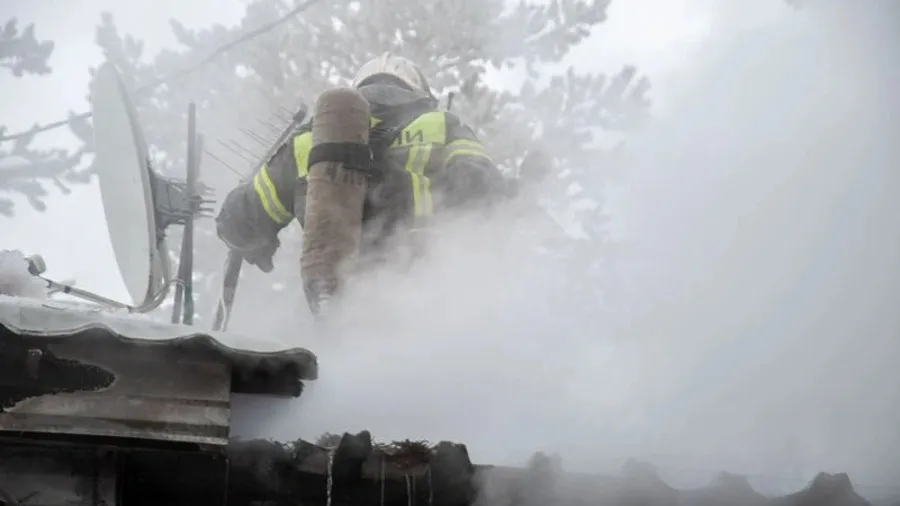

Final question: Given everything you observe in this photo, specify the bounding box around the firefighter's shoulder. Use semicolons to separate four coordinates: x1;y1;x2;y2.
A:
440;111;484;143
438;112;491;165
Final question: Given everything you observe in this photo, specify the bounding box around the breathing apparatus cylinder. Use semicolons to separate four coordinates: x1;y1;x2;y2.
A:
300;87;371;316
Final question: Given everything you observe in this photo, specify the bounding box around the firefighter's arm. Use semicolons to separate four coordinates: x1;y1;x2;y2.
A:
432;114;507;211
215;135;302;272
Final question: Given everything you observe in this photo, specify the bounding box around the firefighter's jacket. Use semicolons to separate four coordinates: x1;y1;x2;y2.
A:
216;82;506;260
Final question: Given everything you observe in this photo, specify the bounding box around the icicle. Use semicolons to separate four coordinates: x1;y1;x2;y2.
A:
405;473;412;506
379;457;386;506
326;447;335;506
427;466;433;506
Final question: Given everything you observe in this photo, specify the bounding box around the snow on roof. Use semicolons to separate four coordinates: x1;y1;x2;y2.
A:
0;295;317;397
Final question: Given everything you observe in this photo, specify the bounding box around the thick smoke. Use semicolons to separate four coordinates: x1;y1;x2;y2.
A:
616;0;899;492
231;0;899;499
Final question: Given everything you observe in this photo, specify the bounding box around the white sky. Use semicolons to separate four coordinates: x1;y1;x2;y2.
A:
0;0;717;301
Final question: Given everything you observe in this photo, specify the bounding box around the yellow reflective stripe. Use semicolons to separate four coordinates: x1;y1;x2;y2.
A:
393;112;445;217
253;168;291;224
294;132;313;178
445;149;492;165
260;166;291;220
405;144;434;216
423;174;432;214
444;139;491;165
446;139;484;151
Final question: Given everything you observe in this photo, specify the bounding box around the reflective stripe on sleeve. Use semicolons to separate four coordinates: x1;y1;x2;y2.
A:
253;166;292;224
444;139;492;165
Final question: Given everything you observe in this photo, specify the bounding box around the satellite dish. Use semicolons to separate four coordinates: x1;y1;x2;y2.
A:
89;62;167;307
84;62;211;319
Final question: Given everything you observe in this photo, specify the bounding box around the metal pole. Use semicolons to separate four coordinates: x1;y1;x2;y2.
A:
182;111;199;325
171;103;198;325
212;249;242;332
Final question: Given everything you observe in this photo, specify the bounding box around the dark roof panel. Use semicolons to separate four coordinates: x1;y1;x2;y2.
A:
218;432;878;506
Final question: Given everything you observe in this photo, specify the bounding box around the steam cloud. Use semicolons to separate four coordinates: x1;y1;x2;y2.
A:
226;1;899;499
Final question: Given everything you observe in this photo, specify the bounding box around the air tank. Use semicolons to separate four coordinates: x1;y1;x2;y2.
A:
300;87;371;316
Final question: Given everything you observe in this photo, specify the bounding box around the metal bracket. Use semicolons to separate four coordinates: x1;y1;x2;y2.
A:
149;169;215;237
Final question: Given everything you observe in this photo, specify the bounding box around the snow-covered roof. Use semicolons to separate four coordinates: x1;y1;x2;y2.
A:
0;295;317;397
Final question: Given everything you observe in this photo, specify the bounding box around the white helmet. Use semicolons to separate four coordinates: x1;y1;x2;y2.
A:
353;52;432;97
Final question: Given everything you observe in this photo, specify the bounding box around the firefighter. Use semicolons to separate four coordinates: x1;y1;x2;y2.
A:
215;53;507;310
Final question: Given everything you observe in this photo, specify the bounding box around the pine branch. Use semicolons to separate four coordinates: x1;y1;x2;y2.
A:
0;18;54;77
0;17;94;215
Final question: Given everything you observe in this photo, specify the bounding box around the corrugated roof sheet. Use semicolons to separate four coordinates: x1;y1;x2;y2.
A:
0;296;317;396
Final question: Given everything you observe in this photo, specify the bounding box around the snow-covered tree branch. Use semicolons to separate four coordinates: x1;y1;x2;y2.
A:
0;19;94;216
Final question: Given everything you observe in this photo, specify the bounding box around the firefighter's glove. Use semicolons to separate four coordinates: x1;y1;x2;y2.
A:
240;238;279;273
215;196;280;273
217;225;279;273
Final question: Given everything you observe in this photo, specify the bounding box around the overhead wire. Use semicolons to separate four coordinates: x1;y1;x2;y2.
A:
0;0;325;143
